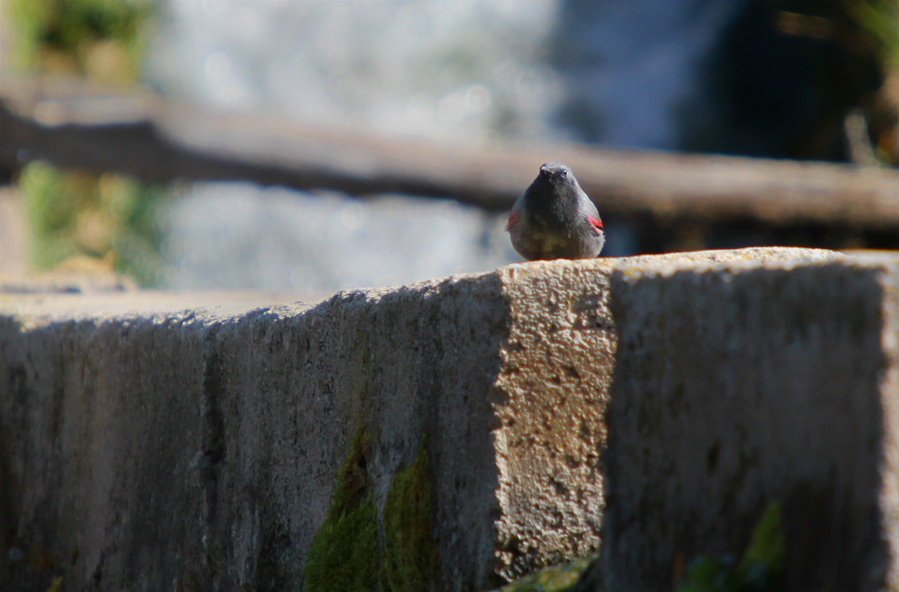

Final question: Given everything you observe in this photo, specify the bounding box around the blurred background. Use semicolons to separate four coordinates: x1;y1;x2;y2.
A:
0;0;897;294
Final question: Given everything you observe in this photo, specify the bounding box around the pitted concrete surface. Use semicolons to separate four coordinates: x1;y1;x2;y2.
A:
0;247;843;591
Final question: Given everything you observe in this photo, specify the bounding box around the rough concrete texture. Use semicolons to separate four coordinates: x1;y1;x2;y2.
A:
0;247;839;592
602;251;899;592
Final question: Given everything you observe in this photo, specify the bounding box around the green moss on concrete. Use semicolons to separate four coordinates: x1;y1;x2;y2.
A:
497;557;593;592
737;502;784;578
677;502;784;592
305;429;445;592
304;427;380;592
382;437;440;592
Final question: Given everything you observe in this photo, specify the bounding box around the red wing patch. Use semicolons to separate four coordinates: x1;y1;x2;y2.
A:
588;215;603;231
505;212;518;231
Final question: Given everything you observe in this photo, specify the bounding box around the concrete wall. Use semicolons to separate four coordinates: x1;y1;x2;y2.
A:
0;247;855;592
603;252;899;592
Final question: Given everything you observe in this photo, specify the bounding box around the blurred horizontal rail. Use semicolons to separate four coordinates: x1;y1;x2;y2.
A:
1;76;898;225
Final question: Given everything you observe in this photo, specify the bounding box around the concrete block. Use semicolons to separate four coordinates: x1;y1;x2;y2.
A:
603;252;899;591
0;247;838;592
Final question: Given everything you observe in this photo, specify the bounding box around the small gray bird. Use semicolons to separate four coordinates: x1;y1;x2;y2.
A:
506;162;605;260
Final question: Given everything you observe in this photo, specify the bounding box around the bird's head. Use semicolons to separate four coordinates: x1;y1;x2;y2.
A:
539;162;573;181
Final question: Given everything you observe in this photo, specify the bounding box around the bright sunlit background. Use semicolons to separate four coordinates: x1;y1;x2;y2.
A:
1;0;897;293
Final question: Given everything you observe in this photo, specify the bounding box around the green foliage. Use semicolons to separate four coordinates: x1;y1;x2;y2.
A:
304;428;380;592
771;0;899;68
9;1;164;286
677;503;785;592
19;161;169;287
851;0;899;66
382;437;440;592
7;0;153;81
497;557;594;592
